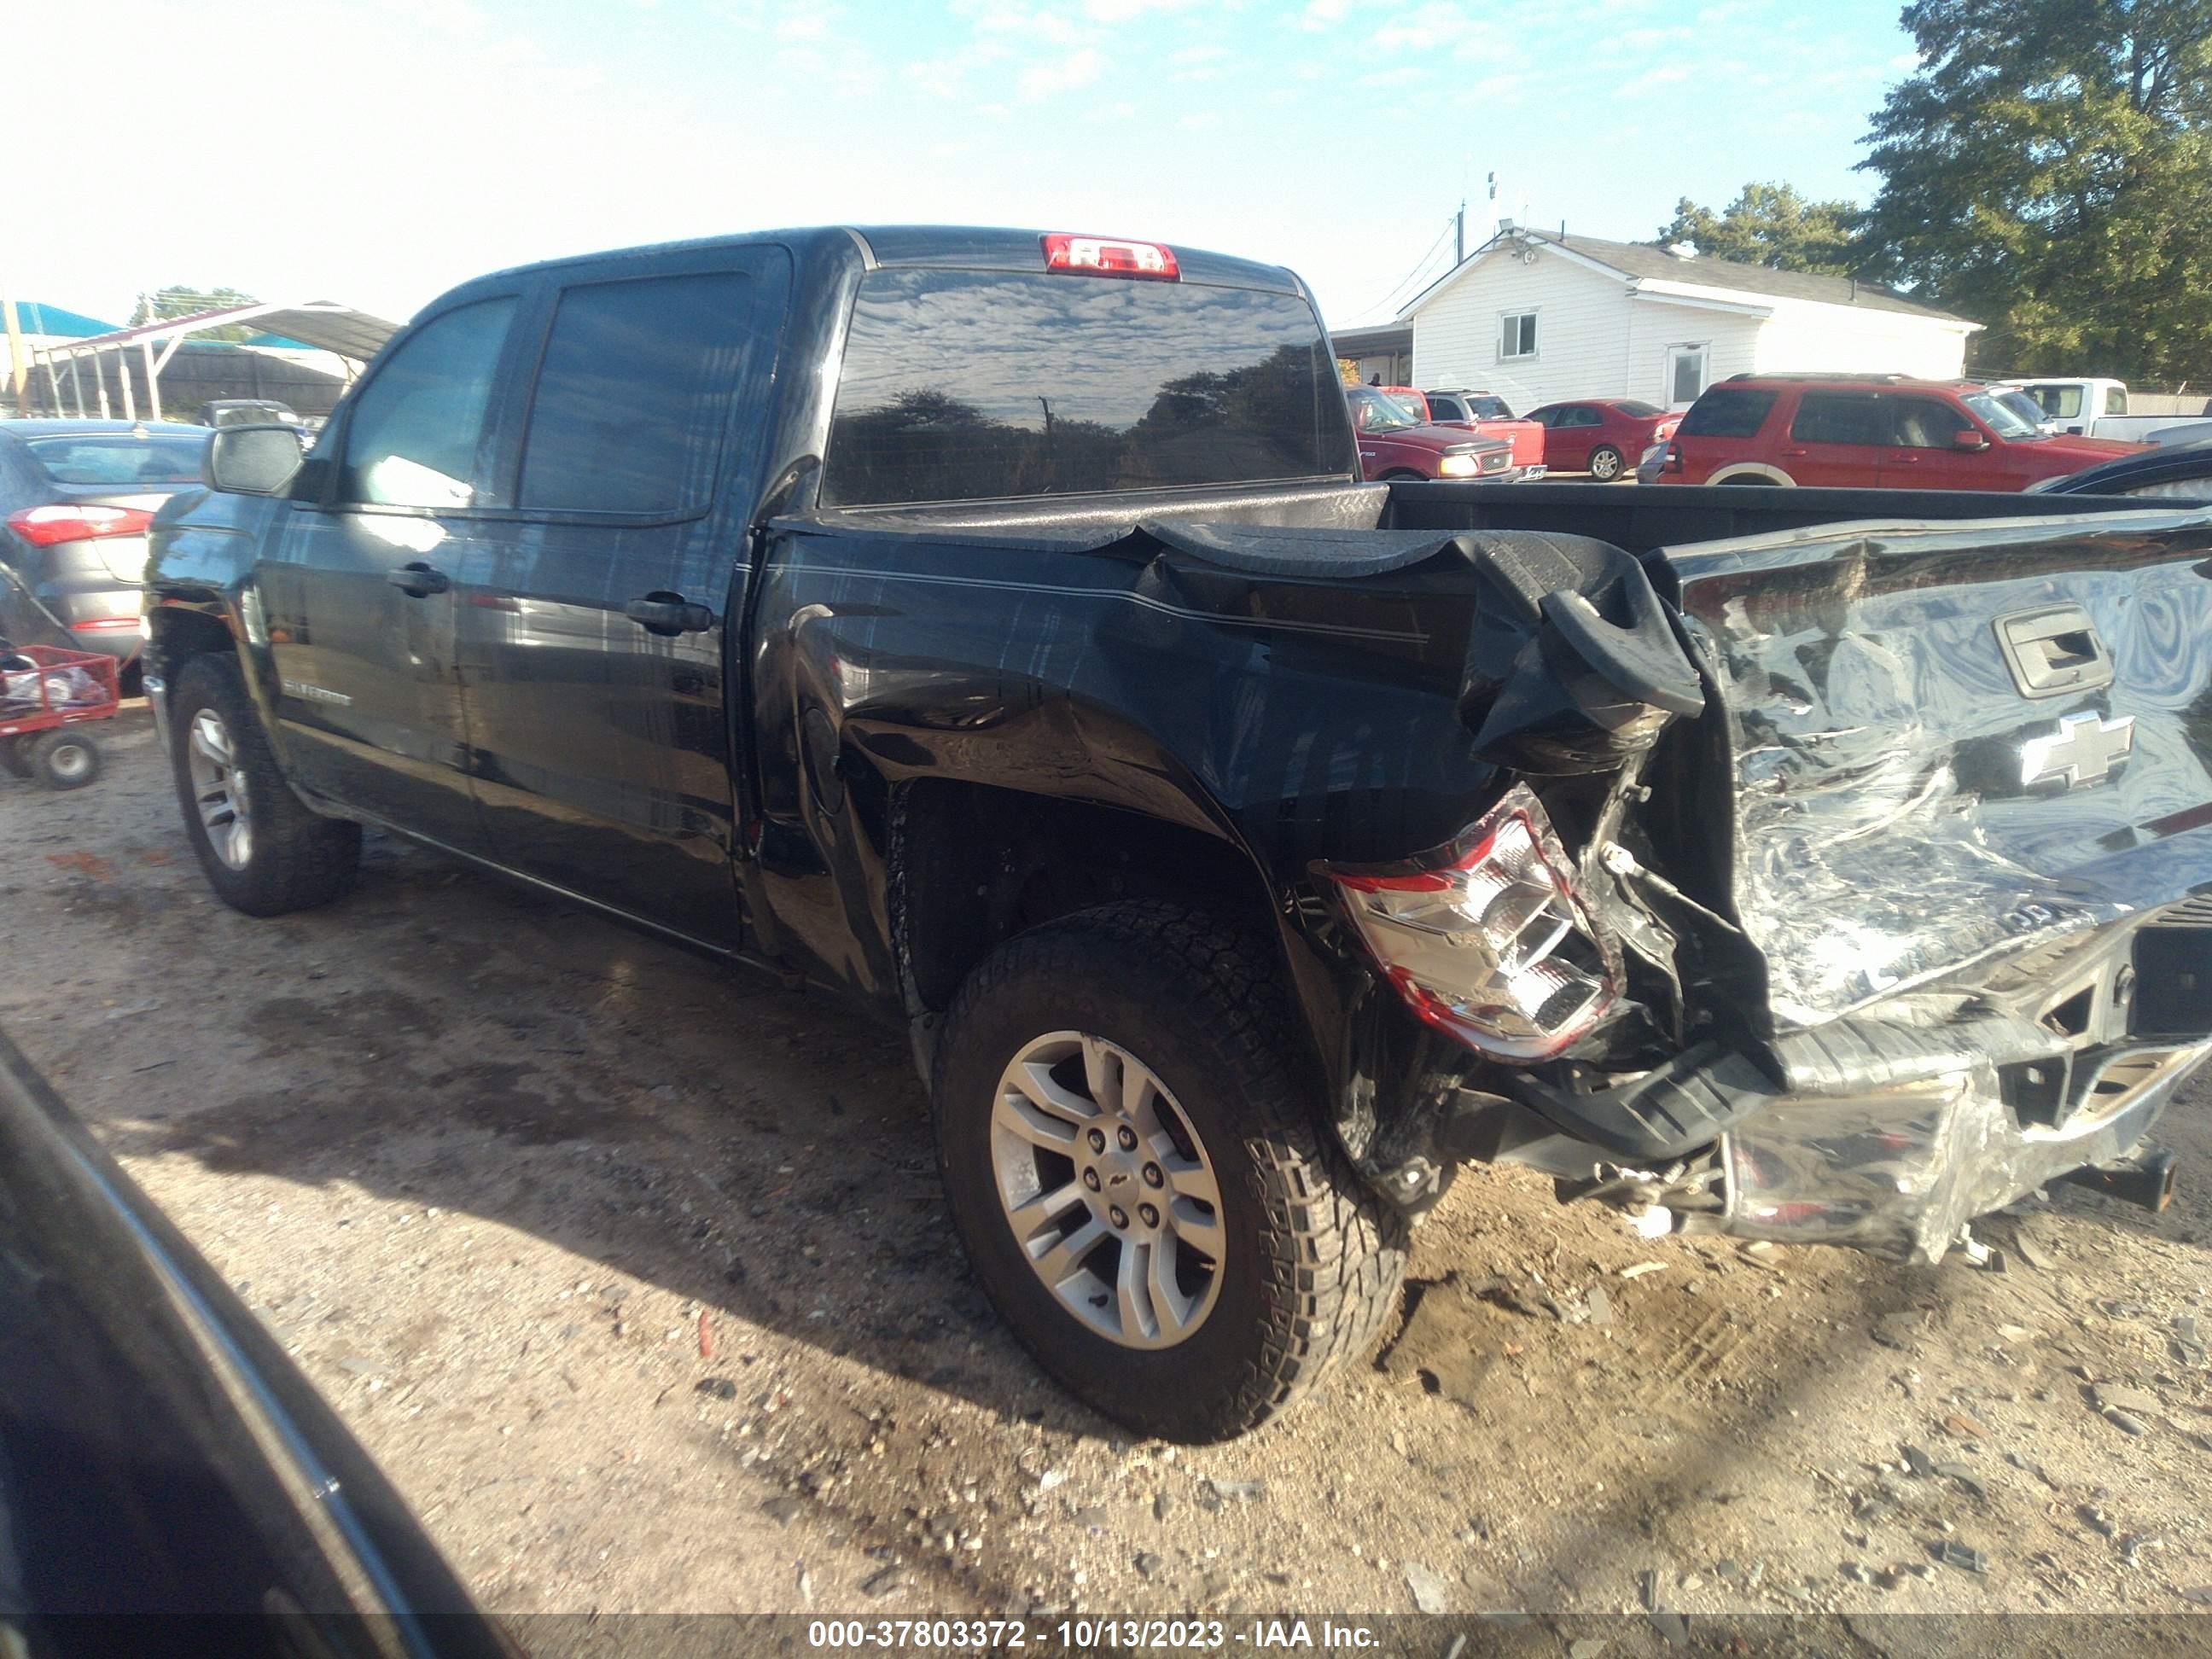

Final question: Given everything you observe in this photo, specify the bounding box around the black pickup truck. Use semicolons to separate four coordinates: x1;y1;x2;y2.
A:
144;225;2212;1441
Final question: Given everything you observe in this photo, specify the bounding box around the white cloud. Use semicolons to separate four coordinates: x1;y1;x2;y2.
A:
1356;64;1428;88
1619;62;1691;95
775;11;829;39
1083;0;1200;18
1019;44;1106;99
958;0;1088;44
1170;42;1229;79
1376;2;1484;52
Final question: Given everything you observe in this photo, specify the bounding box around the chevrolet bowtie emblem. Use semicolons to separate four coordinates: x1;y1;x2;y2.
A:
2021;711;2134;789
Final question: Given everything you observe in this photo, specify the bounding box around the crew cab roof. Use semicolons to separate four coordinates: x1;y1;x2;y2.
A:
452;225;1307;296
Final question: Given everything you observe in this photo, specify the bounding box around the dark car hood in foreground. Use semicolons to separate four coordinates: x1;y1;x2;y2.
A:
0;1027;514;1652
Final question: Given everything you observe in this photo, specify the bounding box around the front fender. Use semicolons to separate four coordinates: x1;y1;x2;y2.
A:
145;489;292;760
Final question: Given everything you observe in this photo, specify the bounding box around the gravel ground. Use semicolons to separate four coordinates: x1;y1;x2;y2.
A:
6;708;2212;1631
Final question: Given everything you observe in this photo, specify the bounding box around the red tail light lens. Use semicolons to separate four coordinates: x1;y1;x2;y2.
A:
1324;785;1618;1061
1041;234;1180;281
6;504;155;547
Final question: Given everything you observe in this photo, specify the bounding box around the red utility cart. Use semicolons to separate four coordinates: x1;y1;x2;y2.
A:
0;644;120;790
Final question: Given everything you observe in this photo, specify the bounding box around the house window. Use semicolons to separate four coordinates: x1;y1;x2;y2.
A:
1667;344;1708;407
1499;311;1538;360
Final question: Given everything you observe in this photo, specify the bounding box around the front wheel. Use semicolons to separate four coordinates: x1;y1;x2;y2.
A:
932;901;1408;1441
1586;444;1624;481
169;655;361;916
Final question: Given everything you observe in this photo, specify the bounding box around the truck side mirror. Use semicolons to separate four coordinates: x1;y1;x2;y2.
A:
1953;429;1992;451
205;424;305;497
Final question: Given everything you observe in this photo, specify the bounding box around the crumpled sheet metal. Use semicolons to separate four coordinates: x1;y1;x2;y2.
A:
1664;513;2212;1030
1722;1040;2212;1262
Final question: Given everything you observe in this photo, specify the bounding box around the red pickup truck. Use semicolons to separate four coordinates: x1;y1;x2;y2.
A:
1347;386;1516;481
1381;386;1546;476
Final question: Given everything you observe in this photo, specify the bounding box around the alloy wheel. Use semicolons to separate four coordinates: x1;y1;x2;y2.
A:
188;707;253;870
988;1031;1225;1349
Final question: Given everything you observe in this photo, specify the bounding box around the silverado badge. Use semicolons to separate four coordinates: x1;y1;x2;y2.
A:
2021;710;2134;789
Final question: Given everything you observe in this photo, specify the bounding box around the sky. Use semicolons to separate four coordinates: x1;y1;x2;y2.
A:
15;0;1919;335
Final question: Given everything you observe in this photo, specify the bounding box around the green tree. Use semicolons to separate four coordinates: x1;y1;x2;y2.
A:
1653;183;1863;275
128;285;261;341
1855;0;2212;379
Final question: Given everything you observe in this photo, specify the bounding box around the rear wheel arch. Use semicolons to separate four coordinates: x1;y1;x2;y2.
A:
1708;463;1794;486
890;777;1289;1018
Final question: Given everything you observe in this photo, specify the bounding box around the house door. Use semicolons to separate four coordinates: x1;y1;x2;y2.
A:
1665;344;1708;410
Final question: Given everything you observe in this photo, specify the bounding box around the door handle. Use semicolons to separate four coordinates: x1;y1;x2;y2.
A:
1778;447;1809;457
387;562;450;597
1891;451;1918;463
624;591;715;636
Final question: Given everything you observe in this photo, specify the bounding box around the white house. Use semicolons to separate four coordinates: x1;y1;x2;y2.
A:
1398;225;1980;410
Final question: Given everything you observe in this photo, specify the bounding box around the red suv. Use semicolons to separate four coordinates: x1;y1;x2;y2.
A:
1655;374;2140;490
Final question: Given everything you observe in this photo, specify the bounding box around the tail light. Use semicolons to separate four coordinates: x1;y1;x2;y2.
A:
6;504;155;547
1324;784;1618;1061
1041;234;1180;281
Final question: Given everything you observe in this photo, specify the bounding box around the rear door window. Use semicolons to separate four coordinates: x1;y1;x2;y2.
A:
340;298;516;508
1675;387;1777;439
1789;392;1888;445
515;271;757;514
824;271;1353;505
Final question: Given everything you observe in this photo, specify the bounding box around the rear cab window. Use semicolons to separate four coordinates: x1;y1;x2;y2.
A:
823;271;1353;507
2026;383;2085;420
1675;387;1778;439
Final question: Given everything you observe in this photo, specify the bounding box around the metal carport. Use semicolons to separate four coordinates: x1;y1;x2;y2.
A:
27;300;400;422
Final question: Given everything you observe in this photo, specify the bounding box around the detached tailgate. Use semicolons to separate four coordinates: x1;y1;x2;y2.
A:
1661;507;2212;1030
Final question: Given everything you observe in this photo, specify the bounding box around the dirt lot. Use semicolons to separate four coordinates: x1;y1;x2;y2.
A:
7;708;2212;1632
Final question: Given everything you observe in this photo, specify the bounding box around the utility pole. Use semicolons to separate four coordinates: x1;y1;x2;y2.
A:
0;280;26;417
1455;201;1464;265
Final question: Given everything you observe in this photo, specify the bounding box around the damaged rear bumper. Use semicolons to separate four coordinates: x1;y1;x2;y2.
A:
1711;1036;2204;1264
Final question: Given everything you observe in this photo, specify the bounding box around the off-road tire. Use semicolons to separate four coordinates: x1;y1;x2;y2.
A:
170;655;361;916
932;900;1408;1441
0;736;32;780
28;728;101;789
